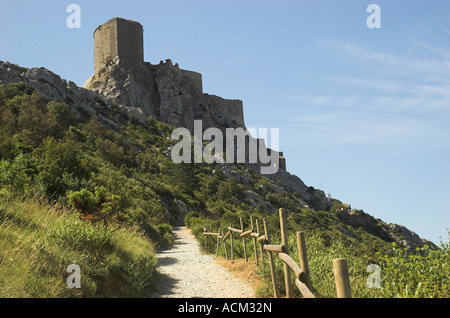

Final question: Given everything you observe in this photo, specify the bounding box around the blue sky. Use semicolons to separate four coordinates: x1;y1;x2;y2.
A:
1;0;449;245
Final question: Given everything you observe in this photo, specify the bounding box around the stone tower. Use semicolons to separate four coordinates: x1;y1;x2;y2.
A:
93;17;144;73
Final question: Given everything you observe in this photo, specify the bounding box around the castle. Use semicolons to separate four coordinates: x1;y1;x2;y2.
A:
84;17;286;171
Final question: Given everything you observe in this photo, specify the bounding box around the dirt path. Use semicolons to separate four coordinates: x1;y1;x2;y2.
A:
149;226;255;298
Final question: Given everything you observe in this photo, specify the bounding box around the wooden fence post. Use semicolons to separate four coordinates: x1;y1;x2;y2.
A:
279;208;292;298
216;228;221;257
229;223;234;261
256;218;264;262
296;231;312;289
240;218;248;262
223;229;228;260
333;258;352;298
264;218;280;298
250;216;258;265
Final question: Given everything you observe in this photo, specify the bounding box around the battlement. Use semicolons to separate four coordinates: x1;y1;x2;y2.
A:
93;17;144;73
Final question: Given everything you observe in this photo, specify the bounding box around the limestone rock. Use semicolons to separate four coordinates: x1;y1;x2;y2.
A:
385;223;436;250
83;57;245;133
337;208;438;250
0;60;121;128
243;190;271;211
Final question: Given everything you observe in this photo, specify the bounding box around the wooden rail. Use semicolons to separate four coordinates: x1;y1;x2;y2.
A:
202;208;352;298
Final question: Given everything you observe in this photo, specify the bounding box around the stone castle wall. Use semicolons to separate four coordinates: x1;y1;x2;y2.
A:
181;69;203;94
202;94;245;129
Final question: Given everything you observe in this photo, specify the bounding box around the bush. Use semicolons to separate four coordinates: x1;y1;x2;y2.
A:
157;223;174;246
220;211;240;228
185;211;201;228
67;186;128;227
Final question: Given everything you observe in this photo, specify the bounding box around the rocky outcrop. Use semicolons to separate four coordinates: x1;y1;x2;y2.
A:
0;60;122;128
83;57;246;133
84;57;157;122
265;168;333;210
385;223;437;250
338;209;438;250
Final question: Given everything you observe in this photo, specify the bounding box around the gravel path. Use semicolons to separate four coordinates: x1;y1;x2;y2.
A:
149;226;255;298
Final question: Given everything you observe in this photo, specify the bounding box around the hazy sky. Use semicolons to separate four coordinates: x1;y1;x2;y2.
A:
1;0;449;245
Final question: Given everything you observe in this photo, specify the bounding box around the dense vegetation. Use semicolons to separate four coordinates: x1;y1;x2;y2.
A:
1;82;448;297
0;82;180;296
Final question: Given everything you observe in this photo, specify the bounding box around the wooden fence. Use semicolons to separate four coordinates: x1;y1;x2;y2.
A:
203;208;352;298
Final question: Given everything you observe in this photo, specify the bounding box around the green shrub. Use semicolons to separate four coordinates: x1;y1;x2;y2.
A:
67;186;128;227
185;211;201;228
156;223;174;247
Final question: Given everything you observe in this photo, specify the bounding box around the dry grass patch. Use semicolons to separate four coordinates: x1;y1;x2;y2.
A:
215;257;264;293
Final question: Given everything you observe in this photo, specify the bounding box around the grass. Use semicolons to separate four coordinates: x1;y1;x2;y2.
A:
0;194;157;297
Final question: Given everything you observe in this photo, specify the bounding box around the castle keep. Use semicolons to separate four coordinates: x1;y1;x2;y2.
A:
93;18;144;73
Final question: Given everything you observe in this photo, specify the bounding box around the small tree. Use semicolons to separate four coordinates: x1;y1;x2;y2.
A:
68;186;128;228
47;101;77;130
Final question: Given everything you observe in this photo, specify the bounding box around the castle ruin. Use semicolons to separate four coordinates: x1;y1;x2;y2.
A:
84;17;286;171
88;17;204;95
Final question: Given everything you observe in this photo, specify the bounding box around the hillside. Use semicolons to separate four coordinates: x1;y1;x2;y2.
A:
0;60;447;297
0;195;156;297
0;60;436;251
